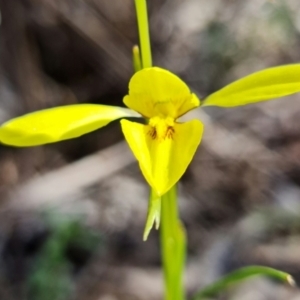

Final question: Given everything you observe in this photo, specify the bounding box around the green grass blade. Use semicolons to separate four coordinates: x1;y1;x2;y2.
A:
192;266;294;300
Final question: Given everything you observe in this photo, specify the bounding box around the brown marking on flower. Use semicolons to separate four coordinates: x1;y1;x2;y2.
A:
165;126;175;139
148;127;157;140
148;125;174;141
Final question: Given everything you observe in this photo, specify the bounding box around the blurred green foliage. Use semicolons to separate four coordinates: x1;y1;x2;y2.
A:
27;213;102;300
266;0;298;41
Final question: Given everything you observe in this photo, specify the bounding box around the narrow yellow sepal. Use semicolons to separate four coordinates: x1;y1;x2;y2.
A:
120;119;204;196
0;104;139;146
123;67;200;118
204;64;300;107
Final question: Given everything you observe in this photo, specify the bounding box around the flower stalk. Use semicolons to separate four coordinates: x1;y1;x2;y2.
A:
134;0;152;68
134;1;186;299
161;186;186;300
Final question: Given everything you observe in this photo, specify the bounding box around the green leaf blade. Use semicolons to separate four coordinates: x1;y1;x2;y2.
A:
192;266;294;300
203;64;300;107
0;104;139;147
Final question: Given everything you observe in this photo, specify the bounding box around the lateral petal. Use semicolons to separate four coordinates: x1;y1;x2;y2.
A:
120;119;204;195
123;67;200;118
0;104;139;147
204;64;300;107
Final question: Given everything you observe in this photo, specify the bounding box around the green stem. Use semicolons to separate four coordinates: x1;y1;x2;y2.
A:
134;0;152;68
133;2;185;299
160;185;186;300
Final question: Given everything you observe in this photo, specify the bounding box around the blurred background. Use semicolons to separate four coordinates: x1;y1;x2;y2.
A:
0;0;300;299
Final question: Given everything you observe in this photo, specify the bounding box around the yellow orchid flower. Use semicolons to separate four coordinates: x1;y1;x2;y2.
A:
121;67;203;196
0;65;300;197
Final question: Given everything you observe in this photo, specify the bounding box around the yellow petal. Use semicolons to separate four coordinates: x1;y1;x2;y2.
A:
0;104;139;147
204;64;300;107
123;67;200;119
120;119;204;195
